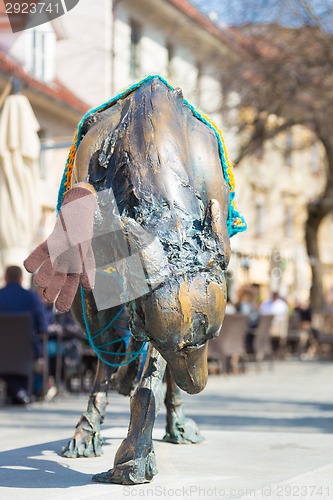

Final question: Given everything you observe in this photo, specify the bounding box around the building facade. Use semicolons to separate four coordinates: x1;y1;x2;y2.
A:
0;7;88;278
1;0;332;303
231;126;333;304
55;0;230;126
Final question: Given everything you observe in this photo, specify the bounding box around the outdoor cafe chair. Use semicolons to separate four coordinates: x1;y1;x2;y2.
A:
287;312;311;357
208;313;248;374
312;313;333;357
253;314;274;368
0;314;34;398
269;314;289;358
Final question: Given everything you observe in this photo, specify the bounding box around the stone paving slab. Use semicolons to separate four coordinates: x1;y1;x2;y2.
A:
0;428;332;500
0;360;332;499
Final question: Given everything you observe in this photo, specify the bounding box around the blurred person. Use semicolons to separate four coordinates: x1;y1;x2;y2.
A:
250;283;262;309
32;289;58;400
259;291;288;315
294;301;320;358
48;309;83;391
225;296;236;314
0;266;48;404
236;287;259;353
34;285;83;399
294;301;312;328
259;292;289;353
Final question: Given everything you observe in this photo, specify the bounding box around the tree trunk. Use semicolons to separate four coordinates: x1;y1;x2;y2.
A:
305;132;333;311
305;209;325;310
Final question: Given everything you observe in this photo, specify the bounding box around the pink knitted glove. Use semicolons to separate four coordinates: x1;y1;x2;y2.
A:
24;184;96;312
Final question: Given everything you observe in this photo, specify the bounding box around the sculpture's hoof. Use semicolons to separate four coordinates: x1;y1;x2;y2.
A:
163;417;204;444
92;449;157;485
62;431;104;458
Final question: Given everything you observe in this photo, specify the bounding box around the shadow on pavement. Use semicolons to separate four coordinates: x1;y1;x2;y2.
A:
189;413;333;433
0;439;92;489
180;393;333;433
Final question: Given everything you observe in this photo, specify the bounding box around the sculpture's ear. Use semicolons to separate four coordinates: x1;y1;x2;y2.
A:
205;198;231;266
80;112;102;137
73;111;111;185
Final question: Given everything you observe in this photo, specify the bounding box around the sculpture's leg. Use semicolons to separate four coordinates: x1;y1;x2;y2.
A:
110;336;143;396
163;365;203;444
62;359;114;457
62;291;124;458
93;345;166;484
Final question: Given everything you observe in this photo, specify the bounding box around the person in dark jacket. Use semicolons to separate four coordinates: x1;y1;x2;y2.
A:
0;266;48;404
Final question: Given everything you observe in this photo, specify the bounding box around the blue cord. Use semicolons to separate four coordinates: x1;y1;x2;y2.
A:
80;286;146;367
91;305;125;340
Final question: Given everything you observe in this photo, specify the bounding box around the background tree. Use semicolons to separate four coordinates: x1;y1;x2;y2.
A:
216;0;333;309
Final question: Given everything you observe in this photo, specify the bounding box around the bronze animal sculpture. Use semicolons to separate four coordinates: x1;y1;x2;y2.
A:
61;307;204;459
24;76;246;484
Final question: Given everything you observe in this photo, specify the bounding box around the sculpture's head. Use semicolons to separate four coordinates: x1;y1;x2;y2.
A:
132;270;228;394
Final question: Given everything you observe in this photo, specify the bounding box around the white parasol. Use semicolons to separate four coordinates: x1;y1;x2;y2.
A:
0;93;41;273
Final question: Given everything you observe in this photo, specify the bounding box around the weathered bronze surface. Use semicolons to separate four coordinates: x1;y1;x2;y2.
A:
62;352;202;459
163;365;203;444
62;303;202;460
74;78;230;483
27;77;231;484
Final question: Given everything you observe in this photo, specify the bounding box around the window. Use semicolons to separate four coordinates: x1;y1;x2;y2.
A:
130;20;141;78
31;29;47;81
285;130;293;167
166;42;174;80
255;199;265;238
255;144;264;160
310;143;320;175
27;27;55;82
285;206;294;238
195;63;202;106
38;129;47;180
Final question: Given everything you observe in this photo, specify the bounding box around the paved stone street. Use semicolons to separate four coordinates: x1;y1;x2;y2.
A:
0;360;332;499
